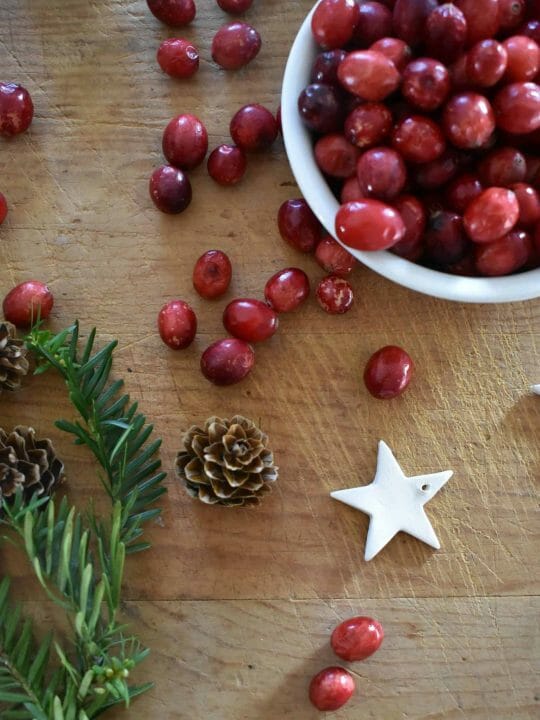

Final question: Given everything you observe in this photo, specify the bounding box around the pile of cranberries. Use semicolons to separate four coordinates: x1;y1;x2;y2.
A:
298;0;540;278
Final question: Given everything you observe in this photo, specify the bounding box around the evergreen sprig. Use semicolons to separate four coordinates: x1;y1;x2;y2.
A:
0;322;167;719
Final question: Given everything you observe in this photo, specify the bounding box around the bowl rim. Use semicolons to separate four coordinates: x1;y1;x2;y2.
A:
280;5;540;304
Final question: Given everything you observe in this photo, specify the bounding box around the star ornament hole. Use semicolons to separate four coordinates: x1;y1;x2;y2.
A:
421;483;430;492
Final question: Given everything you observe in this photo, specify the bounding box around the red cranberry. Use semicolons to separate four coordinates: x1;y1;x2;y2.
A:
278;199;320;253
157;38;199;78
162;114;208;169
475;229;532;275
344;103;392;149
466;40;508;87
337;50;401;101
425;210;468;265
449;55;472;89
446;173;484;212
211;22;261;70
341;175;365;202
230;104;277;152
311;50;348;85
401;58;451;110
494;82;540;134
146;0;196;25
370;37;412;71
315;134;359;178
298;83;343;133
158;300;197;349
0;193;7;225
0;83;34;136
264;268;310;312
356;147;407;200
364;345;414;399
392;115;446;163
201;338;254;385
316;275;354;314
464;187;520;242
413;150;460;189
392;0;438;47
499;0;527;29
315;236;356;276
309;667;355;712
510;183;540;225
335;199;405;250
520;20;540;43
391;194;426;260
331;617;384;662
454;0;500;46
3;281;54;327
217;0;253;12
311;0;360;49
223;299;278;343
193;250;232;299
207;144;247;185
442;93;495;149
425;4;467;63
354;2;393;46
478;146;527;186
503;36;540;82
149;165;192;214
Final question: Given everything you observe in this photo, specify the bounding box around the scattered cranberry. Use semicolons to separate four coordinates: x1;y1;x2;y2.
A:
207;144;247;185
413;150;460;189
230;104;278;152
356;147;407;200
158;300;197;349
278;199;320;253
311;0;360;50
336;199;406;251
0;83;34;136
344;102;393;149
337;50;401;101
311;49;348;85
502;36;540;82
193;250;232;299
354;2;393;46
149;165;192;214
0;193;7;225
442;92;496;149
454;0;500;46
146;0;196;25
424;210;468;265
493;82;540;134
498;0;527;30
446;174;484;213
309;667;355;712
475;229;532;275
315;134;359;177
466;40;508;87
370;37;412;71
391;194;426;260
341;175;365;202
425;4;467;63
298;83;343;133
201;338;255;385
223;299;278;343
364;345;414;399
217;0;253;12
315;236;356;276
478;146;527;186
510;183;540;226
316;275;354;314
157;38;199;78
162;114;208;170
401;58;451;110
464;187;520;242
392;115;446;163
3;281;54;327
211;22;261;70
392;0;439;47
264;268;310;312
331;616;384;662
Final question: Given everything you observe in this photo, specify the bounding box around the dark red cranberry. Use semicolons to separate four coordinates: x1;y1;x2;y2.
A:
510;183;540;225
146;0;195;25
217;0;253;12
149;165;192;214
311;0;360;49
211;22;261;70
316;275;354;314
264;268;310;312
464;187;520;242
223;298;278;343
0;83;34;136
315;134;359;177
424;210;469;265
356;147;407;200
499;0;527;30
335;199;406;250
503;36;540;82
442;93;496;149
466;40;508;87
0;193;7;225
370;37;412;71
392;115;446;163
413;151;460;189
344;103;393;148
207;144;247;185
353;2;393;47
315;236;356;276
391;195;426;260
478;146;527;186
157;38;199;78
475;229;532;275
392;0;439;46
230;104;277;152
158;300;197;349
298;84;343;133
364;345;414;399
278;199;320;253
311;50;348;85
162;114;208;169
454;0;500;46
493;82;540;134
402;58;451;110
201;338;255;385
337;50;401;101
425;4;467;63
3;281;54;327
193;250;232;299
445;173;484;213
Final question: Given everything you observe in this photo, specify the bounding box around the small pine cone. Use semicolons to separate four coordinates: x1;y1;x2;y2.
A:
0;426;65;514
0;322;29;393
175;415;278;506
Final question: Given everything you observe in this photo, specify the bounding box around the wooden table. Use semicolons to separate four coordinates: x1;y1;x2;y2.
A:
1;1;539;717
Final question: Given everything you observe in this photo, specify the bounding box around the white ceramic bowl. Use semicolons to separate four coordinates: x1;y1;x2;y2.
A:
281;6;540;304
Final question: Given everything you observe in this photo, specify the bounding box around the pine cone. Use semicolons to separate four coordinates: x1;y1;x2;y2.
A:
0;426;65;513
0;322;29;393
176;415;278;506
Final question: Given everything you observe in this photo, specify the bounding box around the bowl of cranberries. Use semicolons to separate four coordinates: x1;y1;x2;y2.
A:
281;0;540;303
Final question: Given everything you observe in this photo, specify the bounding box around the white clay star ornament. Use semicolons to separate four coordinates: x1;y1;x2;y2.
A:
532;384;540;396
331;441;453;561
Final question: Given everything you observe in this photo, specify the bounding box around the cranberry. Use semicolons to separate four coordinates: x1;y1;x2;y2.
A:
315;134;359;178
454;0;500;46
446;173;484;213
223;298;278;343
341;175;365;202
157;38;199;78
316;275;354;314
392;115;446;163
311;49;348;85
211;22;261;70
229;104;277;152
217;0;253;12
475;229;532;275
354;2;393;46
503;36;540;82
146;0;195;25
162;114;208;170
149;165;192;214
445;250;479;276
392;0;438;46
3;281;54;327
402;58;450;111
311;0;360;49
201;338;254;385
413;150;460;189
478;146;526;186
0;193;7;225
0;83;34;136
356;147;407;200
331;616;384;662
370;37;412;71
207;144;247;185
425;210;468;265
442;93;496;149
336;199;405;250
315;236;356;276
157;300;197;350
391;194;426;260
464;187;520;242
364;345;414;399
193;250;232;299
337;50;401;101
298;84;343;133
449;55;472;89
309;667;355;712
520;20;540;43
264;268;310;312
425;4;467;63
494;82;540;134
510;183;540;225
466;40;508;87
344;103;393;148
499;0;527;29
278;199;320;253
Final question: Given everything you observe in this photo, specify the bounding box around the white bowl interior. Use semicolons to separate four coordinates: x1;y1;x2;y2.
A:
281;6;540;304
